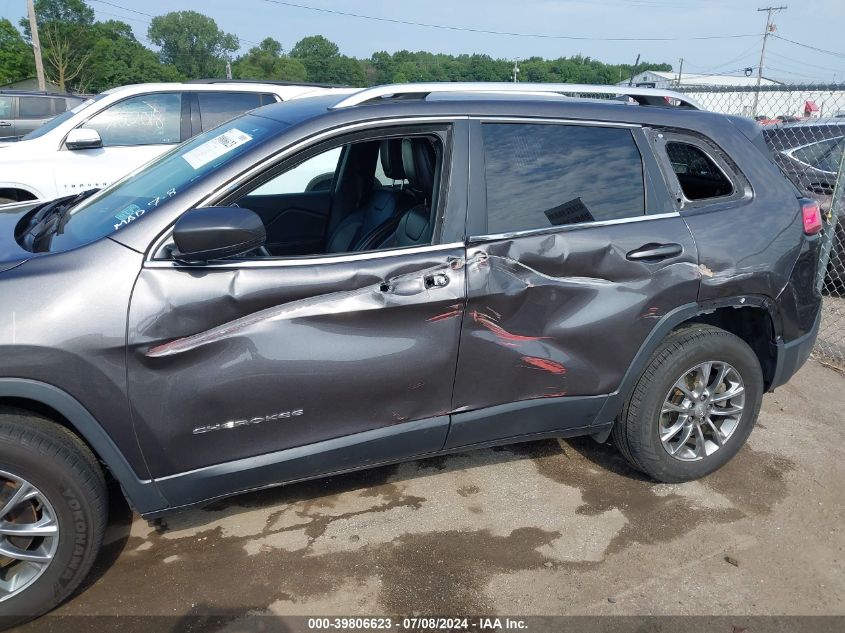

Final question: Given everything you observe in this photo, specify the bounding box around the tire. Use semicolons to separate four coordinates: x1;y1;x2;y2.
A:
0;412;107;627
612;324;764;483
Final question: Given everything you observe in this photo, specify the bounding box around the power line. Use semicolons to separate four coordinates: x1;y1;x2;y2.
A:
88;0;261;47
770;34;845;59
684;38;762;74
88;0;155;18
766;49;843;74
261;0;759;42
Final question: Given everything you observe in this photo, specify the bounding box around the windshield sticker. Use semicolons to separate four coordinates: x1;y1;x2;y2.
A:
182;128;253;170
113;203;145;231
147;187;177;209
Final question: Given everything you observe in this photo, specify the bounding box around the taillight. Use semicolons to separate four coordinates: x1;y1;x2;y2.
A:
801;199;823;235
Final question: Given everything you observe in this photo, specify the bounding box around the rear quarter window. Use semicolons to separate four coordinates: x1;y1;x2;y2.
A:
665;142;734;200
482;123;645;234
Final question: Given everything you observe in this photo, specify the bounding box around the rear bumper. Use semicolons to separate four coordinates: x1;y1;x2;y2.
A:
770;307;821;390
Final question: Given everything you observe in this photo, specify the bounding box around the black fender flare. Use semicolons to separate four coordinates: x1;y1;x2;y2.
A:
0;378;168;514
591;296;780;440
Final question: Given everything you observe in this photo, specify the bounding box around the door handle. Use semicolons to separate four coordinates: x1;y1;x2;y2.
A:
626;243;683;262
0;122;11;127
424;273;450;289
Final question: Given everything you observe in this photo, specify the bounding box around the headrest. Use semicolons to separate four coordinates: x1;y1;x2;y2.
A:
402;138;436;194
379;139;405;181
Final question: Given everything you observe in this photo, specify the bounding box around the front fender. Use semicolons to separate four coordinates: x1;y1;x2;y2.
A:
0;378;168;514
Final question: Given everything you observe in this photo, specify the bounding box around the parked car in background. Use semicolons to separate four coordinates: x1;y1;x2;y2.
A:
0;81;342;205
0;90;86;142
764;119;845;290
0;82;823;624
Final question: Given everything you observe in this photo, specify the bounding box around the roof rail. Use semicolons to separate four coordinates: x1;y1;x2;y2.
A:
186;79;348;89
331;82;704;110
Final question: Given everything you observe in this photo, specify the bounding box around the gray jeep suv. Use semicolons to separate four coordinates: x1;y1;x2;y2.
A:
0;83;824;623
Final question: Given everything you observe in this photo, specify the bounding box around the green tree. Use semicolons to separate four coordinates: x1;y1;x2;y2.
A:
83;20;181;93
0;19;35;84
290;35;365;86
19;0;96;91
20;0;93;37
290;35;339;61
233;37;307;82
148;11;238;79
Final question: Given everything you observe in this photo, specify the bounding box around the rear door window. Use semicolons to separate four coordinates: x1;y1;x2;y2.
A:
197;92;263;131
0;96;12;119
481;123;645;234
19;96;54;119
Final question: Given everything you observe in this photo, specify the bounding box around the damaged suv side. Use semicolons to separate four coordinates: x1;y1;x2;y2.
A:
0;83;823;623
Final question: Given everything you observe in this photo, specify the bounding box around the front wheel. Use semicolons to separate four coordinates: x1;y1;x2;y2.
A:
612;324;764;482
0;413;107;626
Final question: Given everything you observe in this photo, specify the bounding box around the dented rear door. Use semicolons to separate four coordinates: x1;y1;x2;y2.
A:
449;119;699;444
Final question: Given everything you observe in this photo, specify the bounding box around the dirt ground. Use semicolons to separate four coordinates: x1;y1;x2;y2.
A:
23;360;845;626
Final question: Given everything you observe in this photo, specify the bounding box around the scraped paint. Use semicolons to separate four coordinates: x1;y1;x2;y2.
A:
469;309;548;344
520;356;567;375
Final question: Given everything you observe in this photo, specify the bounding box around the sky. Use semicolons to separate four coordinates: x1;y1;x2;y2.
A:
2;0;844;83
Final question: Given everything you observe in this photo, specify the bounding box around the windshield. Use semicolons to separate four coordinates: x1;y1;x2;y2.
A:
21;96;102;141
44;115;280;252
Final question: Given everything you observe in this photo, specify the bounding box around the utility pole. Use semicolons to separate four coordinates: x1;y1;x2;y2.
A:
676;57;684;86
752;5;787;117
225;61;232;80
512;59;519;83
628;53;641;86
27;0;46;91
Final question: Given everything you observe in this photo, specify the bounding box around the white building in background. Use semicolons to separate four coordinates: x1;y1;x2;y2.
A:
619;70;781;89
619;70;845;119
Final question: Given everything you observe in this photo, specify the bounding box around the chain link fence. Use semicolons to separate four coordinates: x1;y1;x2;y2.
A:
674;83;845;368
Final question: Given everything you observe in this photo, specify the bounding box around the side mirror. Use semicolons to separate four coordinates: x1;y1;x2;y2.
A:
172;207;266;264
66;128;102;150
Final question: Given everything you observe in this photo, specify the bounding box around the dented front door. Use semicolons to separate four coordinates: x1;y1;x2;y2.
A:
126;247;466;478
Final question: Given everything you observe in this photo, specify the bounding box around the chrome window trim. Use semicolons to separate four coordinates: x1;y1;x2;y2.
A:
469;211;680;243
144;242;466;269
145;115;467;265
782;135;843;175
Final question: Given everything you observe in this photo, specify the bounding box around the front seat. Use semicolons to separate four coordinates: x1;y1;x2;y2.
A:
326;140;414;253
378;137;440;249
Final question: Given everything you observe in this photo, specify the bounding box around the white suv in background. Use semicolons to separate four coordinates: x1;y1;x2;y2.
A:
0;81;337;205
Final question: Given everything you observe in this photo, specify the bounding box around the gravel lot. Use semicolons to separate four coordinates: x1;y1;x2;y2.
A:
18;360;845;628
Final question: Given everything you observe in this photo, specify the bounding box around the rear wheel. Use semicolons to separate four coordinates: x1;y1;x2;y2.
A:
0;413;107;626
612;325;764;482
